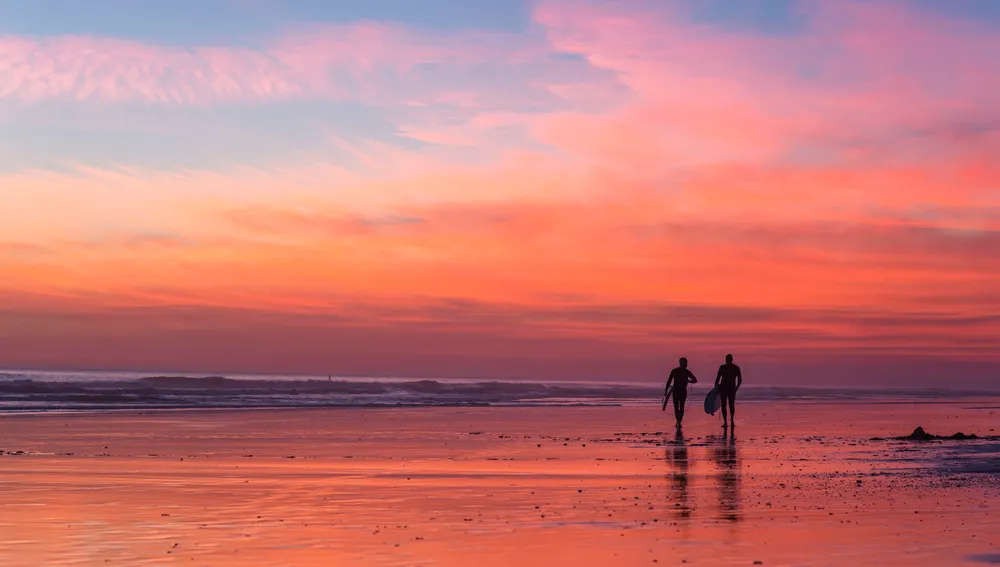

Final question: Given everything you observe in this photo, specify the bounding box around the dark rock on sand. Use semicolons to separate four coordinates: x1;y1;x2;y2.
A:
966;554;1000;565
894;426;979;441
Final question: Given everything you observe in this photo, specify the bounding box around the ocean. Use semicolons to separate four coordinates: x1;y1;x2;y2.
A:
1;369;995;411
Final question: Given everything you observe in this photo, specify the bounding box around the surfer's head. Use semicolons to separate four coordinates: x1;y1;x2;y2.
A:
679;357;688;368
725;353;733;364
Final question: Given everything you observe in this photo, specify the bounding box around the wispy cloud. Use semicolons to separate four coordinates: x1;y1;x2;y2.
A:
532;0;1000;167
0;22;598;108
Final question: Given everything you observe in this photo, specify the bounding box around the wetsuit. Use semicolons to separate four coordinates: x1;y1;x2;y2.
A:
666;367;697;423
715;362;742;419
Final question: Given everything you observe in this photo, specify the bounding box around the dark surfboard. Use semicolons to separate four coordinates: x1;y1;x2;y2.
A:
704;386;721;415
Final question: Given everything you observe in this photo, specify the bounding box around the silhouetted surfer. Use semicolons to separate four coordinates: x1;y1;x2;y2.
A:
665;357;697;429
715;354;742;428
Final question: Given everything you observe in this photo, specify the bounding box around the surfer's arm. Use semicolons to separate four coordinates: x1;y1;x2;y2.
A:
714;366;723;387
688;371;698;384
736;367;742;390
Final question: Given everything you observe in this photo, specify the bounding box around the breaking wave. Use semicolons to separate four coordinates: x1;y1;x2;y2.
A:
0;370;995;411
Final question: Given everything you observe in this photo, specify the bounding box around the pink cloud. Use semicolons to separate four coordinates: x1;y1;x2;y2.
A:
532;0;1000;166
1;0;997;154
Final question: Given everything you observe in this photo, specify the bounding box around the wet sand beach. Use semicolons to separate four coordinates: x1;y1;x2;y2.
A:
1;401;998;566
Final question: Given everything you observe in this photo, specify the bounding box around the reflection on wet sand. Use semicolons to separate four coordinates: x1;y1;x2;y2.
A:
2;404;999;566
711;430;742;522
665;429;692;519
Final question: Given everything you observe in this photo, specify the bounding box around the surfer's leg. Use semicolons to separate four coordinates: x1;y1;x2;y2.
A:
719;388;730;426
726;393;736;426
673;393;685;425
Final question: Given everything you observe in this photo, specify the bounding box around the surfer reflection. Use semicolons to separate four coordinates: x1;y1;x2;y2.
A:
665;429;693;520
711;430;742;522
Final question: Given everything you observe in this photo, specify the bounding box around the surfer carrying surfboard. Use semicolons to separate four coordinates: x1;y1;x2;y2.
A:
664;357;698;429
714;354;743;428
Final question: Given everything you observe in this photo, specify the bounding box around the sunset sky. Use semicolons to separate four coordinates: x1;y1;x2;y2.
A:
1;0;998;386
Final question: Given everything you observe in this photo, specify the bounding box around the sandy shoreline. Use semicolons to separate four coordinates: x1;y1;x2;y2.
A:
1;402;998;566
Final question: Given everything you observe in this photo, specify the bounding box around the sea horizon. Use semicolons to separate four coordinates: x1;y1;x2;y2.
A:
3;367;999;413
